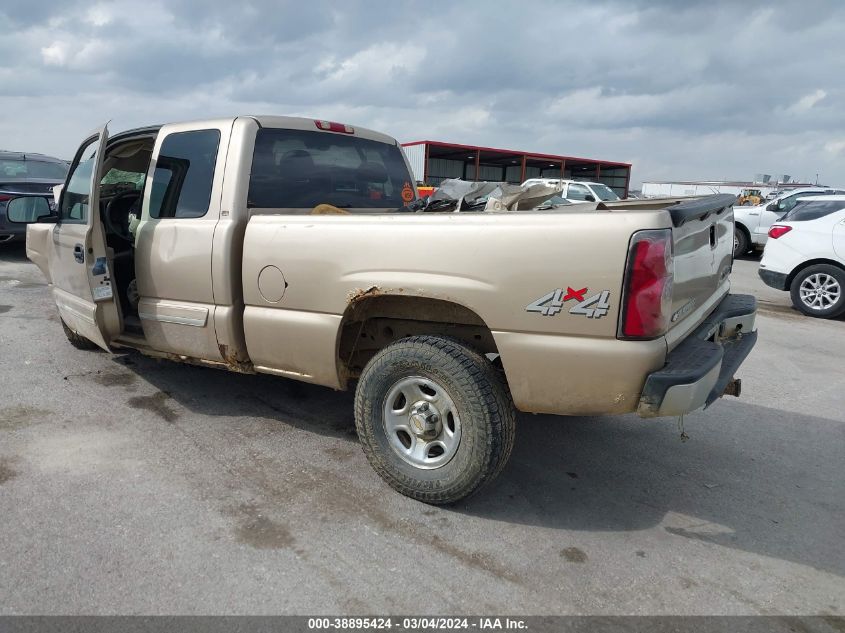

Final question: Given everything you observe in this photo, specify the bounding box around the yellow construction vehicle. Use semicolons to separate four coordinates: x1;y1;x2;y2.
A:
737;188;763;206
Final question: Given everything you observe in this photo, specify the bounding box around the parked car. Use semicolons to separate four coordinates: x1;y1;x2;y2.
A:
521;178;621;203
733;187;845;257
759;196;845;318
15;116;756;504
0;151;68;243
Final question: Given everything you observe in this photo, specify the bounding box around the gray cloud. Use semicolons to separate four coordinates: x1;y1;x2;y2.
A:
1;0;844;186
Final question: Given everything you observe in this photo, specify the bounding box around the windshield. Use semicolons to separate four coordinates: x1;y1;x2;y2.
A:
248;128;414;209
0;158;68;180
591;183;620;201
101;168;145;190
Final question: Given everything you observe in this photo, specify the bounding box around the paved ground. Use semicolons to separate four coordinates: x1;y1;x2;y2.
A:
0;244;843;615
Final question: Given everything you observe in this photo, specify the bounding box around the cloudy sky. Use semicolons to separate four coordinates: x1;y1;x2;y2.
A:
2;0;844;186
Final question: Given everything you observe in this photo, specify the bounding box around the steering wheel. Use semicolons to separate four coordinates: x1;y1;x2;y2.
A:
104;190;140;243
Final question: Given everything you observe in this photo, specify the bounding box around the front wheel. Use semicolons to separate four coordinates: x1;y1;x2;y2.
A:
61;318;100;350
354;336;516;504
790;265;845;318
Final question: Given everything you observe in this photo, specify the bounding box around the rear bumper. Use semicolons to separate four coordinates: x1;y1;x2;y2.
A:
758;268;789;291
638;293;757;417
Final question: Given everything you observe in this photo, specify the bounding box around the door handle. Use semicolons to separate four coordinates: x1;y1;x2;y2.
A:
73;243;84;264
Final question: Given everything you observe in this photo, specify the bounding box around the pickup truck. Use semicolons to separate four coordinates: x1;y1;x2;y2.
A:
15;115;757;504
521;178;621;203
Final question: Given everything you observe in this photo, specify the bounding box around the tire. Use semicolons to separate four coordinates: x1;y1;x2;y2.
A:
354;335;516;504
789;264;845;318
733;227;749;258
61;319;100;350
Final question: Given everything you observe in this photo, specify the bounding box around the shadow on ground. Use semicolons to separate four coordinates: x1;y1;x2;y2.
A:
459;400;844;578
112;351;358;442
0;242;27;263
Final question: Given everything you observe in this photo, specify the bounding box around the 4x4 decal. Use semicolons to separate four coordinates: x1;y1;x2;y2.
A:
526;287;611;318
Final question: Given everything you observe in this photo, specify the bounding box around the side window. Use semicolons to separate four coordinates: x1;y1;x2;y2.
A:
149;129;220;219
780;192;829;213
779;194;802;213
567;183;590;201
784;200;845;222
60;136;101;223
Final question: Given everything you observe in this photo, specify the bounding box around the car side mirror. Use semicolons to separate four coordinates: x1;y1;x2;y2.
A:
767;202;779;212
5;196;54;224
584;194;596;202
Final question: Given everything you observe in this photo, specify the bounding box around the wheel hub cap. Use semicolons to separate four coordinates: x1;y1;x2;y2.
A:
409;401;442;440
382;376;462;470
799;273;841;311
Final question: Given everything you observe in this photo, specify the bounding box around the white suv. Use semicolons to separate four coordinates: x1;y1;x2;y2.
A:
759;195;845;318
521;178;621;203
734;187;845;256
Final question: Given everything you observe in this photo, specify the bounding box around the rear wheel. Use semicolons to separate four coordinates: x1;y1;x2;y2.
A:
61;319;100;350
790;264;845;318
354;335;516;504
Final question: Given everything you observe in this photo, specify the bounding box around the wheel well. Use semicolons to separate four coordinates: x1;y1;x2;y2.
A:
337;295;498;386
735;221;750;238
786;258;845;288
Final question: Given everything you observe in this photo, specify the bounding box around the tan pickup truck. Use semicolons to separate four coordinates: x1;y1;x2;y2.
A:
14;115;757;503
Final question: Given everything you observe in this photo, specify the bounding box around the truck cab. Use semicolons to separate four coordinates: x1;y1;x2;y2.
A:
22;117;417;361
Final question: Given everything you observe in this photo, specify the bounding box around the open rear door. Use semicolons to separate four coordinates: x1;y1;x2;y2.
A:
47;124;122;350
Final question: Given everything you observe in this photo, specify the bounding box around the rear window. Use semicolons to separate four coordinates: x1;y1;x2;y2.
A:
782;200;845;222
248;128;414;209
0;158;67;180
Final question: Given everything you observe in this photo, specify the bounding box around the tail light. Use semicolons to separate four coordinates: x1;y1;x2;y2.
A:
0;194;12;203
619;229;674;339
768;225;792;239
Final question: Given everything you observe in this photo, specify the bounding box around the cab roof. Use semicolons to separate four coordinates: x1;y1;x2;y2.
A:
109;116;399;146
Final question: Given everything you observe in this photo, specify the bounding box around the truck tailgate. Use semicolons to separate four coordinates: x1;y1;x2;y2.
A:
665;194;737;350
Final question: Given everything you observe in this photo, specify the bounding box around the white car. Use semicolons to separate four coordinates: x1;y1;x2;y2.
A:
521;178;621;203
759;195;845;318
734;187;845;256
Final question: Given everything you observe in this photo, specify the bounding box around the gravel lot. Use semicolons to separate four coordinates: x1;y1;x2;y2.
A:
0;244;843;615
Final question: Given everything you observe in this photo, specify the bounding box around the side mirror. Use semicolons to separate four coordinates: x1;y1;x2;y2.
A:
584;194;596;202
767;202;779;212
5;196;53;224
